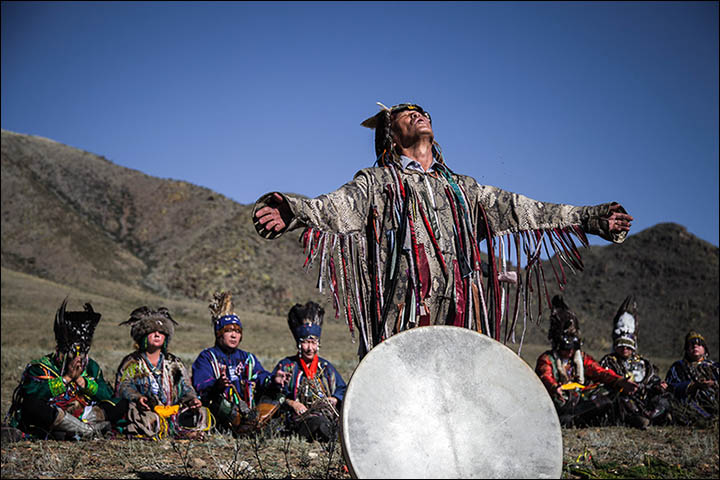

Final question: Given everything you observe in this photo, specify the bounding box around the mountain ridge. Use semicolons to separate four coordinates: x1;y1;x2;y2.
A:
1;128;717;359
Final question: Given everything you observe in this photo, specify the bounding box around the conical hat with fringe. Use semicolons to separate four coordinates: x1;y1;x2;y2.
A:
612;295;638;351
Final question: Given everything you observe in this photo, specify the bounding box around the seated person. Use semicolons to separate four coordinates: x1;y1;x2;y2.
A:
665;330;719;423
5;298;128;440
271;301;347;442
115;306;211;440
535;295;637;428
192;291;288;435
599;295;674;428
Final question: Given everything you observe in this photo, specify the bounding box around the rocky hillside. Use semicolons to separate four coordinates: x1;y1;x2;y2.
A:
0;129;323;316
1;129;717;358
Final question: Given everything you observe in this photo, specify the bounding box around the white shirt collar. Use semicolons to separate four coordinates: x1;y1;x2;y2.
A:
400;155;437;173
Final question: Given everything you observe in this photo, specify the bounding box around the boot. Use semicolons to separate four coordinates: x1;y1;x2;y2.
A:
83;406;106;423
51;409;96;440
628;415;650;430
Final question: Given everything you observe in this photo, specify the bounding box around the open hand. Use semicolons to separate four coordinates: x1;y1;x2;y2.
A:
605;203;634;234
273;370;290;386
254;193;293;232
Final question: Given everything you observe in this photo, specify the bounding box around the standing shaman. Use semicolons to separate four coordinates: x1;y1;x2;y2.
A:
254;102;634;357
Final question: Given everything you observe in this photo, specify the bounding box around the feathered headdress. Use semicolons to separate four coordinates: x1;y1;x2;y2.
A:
288;301;324;344
53;297;101;356
209;291;242;337
548;295;582;351
360;102;444;167
118;306;178;348
612;295;638;351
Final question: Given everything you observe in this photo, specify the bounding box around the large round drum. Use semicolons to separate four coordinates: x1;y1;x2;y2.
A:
341;326;562;479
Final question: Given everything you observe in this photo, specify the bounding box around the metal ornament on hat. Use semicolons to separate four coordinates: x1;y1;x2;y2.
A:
612;295;638;351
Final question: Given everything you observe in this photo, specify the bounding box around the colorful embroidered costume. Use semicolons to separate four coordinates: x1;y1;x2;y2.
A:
274;355;347;412
115;306;212;439
600;351;673;426
665;331;719;422
7;352;123;439
273;301;347;442
273;354;347;441
254;103;629;358
193;347;272;410
191;291;278;435
535;296;623;427
536;350;622;427
5;299;126;440
599;295;673;427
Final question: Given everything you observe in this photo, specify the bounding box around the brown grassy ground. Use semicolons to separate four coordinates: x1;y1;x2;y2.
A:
2;267;718;478
1;423;717;479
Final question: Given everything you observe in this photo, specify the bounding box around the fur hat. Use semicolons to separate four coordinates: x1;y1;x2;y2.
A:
548;295;582;351
288;301;324;344
684;330;709;358
53;297;101;356
209;291;242;337
612;295;638;351
119;306;178;346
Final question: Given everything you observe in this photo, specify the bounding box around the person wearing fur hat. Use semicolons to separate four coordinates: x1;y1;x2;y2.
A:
665;330;719;422
115;306;211;440
253;102;634;359
599;296;674;429
4;298;128;441
270;301;347;442
535;295;638;428
191;292;288;435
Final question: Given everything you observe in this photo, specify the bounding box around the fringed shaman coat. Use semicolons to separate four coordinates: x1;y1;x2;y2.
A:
254;163;627;358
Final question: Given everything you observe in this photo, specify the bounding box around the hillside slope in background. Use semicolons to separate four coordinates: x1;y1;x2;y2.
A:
1;129;717;359
1;129;324;315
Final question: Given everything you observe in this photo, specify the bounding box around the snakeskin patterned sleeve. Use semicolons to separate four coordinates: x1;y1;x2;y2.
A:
460;175;627;243
253;169;375;238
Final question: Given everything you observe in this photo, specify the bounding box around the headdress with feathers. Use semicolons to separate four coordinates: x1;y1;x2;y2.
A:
54;297;101;356
209;291;242;337
548;295;585;385
361;102;446;168
548;295;582;351
118;306;178;350
288;301;324;344
612;295;638;351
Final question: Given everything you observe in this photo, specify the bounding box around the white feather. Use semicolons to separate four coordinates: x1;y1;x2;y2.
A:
613;312;636;336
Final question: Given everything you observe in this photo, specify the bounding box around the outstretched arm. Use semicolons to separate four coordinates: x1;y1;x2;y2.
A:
468;178;633;243
252;170;375;239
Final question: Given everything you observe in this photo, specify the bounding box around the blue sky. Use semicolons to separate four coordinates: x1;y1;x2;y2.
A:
2;1;718;247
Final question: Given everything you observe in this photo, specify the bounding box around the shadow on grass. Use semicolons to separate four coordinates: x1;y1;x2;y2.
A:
134;472;202;480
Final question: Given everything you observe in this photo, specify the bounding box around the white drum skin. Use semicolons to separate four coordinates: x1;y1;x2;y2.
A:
341;326;563;479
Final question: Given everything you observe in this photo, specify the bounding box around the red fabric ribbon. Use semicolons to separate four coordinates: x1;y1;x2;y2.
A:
299;355;319;379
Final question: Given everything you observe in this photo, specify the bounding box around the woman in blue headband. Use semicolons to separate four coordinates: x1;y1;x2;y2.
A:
270;301;347;442
191;291;287;435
